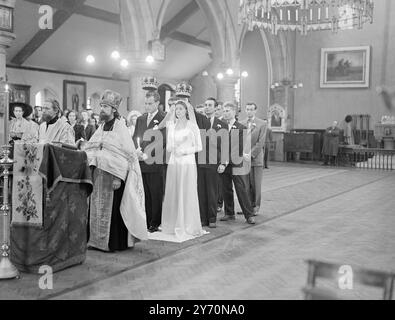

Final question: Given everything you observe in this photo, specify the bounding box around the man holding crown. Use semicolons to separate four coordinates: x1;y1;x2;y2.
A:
85;90;147;252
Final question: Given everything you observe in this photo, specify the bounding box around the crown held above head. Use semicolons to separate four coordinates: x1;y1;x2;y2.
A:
175;82;193;98
141;76;159;91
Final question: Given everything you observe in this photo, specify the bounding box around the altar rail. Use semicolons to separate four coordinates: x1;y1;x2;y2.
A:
338;147;395;170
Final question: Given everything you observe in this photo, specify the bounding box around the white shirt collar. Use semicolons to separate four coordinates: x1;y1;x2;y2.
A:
148;110;158;118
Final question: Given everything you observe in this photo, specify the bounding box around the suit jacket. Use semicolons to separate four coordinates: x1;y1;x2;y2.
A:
193;110;211;168
225;120;248;175
72;123;86;142
198;116;229;168
84;124;96;141
133;111;166;173
240;117;266;167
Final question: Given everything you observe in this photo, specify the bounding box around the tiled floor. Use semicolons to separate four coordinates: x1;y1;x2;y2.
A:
1;163;394;300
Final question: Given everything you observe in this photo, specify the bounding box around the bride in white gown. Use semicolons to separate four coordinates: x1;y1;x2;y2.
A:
153;100;207;242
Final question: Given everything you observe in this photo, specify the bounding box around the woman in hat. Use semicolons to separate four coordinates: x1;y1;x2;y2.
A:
9;102;39;143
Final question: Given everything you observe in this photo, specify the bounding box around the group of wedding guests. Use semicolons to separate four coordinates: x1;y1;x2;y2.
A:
7;84;271;252
129;87;272;246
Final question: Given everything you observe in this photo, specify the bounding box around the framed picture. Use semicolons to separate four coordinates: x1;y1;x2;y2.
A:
9;84;31;104
268;104;287;132
63;80;86;111
320;46;371;88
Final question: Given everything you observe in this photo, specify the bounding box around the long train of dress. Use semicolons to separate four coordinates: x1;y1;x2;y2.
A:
148;120;208;243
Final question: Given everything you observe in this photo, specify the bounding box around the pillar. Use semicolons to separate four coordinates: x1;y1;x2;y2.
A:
216;76;238;104
129;73;151;114
0;0;16;145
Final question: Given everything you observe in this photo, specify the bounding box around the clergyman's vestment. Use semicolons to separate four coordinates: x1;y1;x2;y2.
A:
39;116;75;146
85;118;147;251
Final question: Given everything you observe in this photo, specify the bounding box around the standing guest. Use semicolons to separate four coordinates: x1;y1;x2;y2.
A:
214;101;224;120
92;113;100;129
89;116;98;129
9;102;39;143
87;108;94;119
263;119;272;169
85;90;147;252
322;121;340;166
33;105;43;125
133;90;166;233
218;102;255;225
66;110;86;142
81;110;96;141
341;115;355;145
199;97;228;228
38;99;75;145
240;103;266;215
126;110;142;137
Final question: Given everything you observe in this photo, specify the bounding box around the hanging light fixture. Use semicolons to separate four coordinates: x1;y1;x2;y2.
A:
238;0;374;36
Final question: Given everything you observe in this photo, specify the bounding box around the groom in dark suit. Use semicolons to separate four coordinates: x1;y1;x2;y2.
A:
133;90;166;233
218;102;255;225
198;97;228;228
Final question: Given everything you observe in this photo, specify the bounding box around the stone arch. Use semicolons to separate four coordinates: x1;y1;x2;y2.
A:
195;0;238;68
121;0;156;59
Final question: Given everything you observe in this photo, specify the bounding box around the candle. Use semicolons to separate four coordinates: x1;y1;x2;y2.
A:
288;10;290;21
326;7;329;19
296;9;299;21
3;85;9;145
137;137;140;148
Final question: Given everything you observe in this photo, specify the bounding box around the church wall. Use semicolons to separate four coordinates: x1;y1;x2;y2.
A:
6;67;130;117
240;29;270;120
190;72;217;107
293;0;395;130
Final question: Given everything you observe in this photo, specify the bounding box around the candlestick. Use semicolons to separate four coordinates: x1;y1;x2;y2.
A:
2;83;9;145
0;145;19;279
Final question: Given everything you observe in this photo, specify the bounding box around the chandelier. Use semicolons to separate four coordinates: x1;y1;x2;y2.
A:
238;0;374;35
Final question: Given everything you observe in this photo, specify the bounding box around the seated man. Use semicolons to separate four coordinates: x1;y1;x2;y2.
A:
38;99;75;146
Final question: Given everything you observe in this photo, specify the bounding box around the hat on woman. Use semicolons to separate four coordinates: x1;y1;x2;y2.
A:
9;102;33;119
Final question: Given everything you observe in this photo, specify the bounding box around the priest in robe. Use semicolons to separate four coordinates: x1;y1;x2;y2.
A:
85;90;147;252
38;99;75;146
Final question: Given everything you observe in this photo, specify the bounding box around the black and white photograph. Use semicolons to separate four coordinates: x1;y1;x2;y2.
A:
0;0;394;310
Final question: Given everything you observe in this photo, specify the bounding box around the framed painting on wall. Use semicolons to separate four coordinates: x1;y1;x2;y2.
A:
9;84;31;104
320;46;371;88
63;80;86;111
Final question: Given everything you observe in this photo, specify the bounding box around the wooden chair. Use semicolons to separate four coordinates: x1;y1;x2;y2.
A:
303;259;395;300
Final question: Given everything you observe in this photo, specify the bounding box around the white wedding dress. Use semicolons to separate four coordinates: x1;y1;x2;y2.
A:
149;119;207;242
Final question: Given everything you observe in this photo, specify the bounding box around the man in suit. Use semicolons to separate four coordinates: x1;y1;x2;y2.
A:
240;103;267;215
218;102;255;225
263;119;272;169
81;109;96;141
197;97;228;228
133;90;166;233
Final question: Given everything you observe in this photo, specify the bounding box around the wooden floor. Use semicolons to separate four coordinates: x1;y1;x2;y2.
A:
1;163;394;300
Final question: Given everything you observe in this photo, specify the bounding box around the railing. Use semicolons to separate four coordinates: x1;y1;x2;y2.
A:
338;147;395;170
